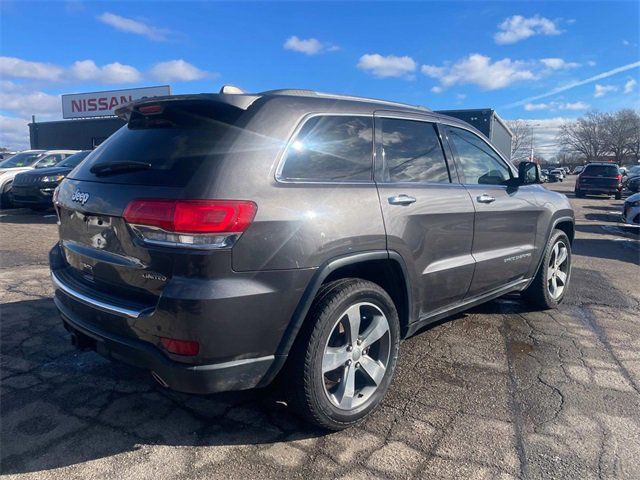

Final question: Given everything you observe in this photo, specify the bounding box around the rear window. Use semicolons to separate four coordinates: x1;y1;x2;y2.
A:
583;165;619;176
70;102;245;186
0;152;44;168
279;115;373;182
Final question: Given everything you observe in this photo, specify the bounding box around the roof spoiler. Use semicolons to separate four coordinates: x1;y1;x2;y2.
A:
115;90;260;122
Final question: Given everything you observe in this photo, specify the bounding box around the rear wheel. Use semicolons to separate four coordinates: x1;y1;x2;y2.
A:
615;191;622;200
523;229;572;309
574;189;584;198
287;279;400;430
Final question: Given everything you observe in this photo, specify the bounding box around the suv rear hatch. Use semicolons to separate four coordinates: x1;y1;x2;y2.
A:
54;97;252;309
578;164;621;190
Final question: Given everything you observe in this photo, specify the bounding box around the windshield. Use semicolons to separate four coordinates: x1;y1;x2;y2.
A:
58;151;91;168
0;152;44;168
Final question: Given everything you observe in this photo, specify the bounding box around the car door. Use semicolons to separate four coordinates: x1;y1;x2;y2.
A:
444;125;539;297
374;113;476;319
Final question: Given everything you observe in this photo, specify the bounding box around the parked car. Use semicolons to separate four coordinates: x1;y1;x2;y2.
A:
621;192;640;226
623;165;640;193
12;150;92;210
572;165;585;175
542;169;561;183
550;168;565;181
49;87;574;430
0;151;17;161
575;163;622;199
0;150;78;208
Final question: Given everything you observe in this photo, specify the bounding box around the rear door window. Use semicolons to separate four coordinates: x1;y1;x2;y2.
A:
583;165;619;176
279;115;373;182
378;118;450;183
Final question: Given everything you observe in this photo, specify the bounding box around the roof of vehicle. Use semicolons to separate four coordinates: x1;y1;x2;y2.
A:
116;85;485;133
42;150;80;154
585;162;620;167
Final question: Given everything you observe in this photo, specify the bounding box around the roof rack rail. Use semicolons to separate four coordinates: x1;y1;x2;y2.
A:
259;89;430;111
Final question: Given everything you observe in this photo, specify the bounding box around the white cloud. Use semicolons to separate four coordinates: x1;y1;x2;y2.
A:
431;86;443;93
357;54;416;79
0;56;63;81
97;12;169;41
69;60;142;84
283;36;338;55
0;90;60;117
524;101;589;111
421;54;536;90
587;60;597;67
624;78;637;94
494;15;562;45
594;83;617;98
149;59;209;82
540;58;580;70
0;115;30;150
505;61;640;108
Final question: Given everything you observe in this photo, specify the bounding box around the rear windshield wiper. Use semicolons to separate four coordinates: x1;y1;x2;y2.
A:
90;161;152;176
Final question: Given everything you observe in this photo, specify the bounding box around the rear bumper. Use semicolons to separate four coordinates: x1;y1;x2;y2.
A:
55;293;278;394
577;186;620;194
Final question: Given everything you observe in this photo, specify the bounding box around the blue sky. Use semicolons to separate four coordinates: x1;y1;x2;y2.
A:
1;0;639;155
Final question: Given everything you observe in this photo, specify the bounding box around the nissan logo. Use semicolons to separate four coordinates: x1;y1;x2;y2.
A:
71;189;90;205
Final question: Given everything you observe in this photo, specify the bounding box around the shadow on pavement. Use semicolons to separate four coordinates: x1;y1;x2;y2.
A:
0;209;57;225
0;298;325;475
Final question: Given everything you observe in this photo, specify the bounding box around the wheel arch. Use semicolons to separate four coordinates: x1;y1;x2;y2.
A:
260;251;412;386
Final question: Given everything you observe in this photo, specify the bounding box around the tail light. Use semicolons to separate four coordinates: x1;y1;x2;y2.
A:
160;337;199;356
123;199;257;249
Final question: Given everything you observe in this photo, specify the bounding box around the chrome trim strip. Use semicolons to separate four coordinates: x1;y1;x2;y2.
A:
51;271;144;319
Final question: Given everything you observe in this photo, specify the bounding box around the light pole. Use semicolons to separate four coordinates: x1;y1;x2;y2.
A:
529;122;541;163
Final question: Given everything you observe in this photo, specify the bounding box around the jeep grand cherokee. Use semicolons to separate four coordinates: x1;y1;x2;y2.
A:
50;87;574;430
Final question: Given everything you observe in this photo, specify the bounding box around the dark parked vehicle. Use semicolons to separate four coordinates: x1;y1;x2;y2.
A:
49;88;575;429
12;150;92;210
623;165;640;193
574;163;622;199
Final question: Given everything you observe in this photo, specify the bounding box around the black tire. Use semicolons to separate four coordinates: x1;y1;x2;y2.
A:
615;191;622;200
522;229;572;310
287;278;400;430
574;189;584;198
0;182;13;209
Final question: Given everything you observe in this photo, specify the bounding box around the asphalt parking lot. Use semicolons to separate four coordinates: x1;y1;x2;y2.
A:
1;181;638;480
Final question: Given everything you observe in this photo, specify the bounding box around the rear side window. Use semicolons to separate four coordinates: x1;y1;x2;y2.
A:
379;118;450;183
279;115;373;182
583;165;619;176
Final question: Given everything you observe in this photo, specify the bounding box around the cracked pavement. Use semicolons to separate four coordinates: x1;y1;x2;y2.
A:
1;182;639;479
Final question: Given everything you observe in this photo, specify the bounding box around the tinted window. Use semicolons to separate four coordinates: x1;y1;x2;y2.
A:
583;165;619;176
280;115;373;182
71;102;245;186
448;127;510;185
58;151;91;168
35;154;64;168
380;118;450;183
0;152;44;168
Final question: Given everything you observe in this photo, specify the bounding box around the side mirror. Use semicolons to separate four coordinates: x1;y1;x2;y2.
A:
518;161;540;185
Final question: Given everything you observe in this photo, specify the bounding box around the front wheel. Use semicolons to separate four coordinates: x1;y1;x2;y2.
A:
287;279;400;430
522;230;572;309
615;191;622;200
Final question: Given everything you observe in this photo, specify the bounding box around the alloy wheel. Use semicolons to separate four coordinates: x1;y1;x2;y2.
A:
321;302;391;410
547;240;569;300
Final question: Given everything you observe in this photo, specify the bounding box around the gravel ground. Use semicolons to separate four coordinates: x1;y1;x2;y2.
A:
1;181;639;479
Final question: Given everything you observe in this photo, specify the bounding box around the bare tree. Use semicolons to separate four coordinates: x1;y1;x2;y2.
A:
601;109;639;163
506;120;532;164
557;111;607;162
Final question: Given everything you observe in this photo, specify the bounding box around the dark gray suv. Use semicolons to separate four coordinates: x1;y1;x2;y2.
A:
49;88;574;430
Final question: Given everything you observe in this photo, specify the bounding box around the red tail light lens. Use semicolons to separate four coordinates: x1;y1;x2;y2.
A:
160;337;199;356
138;104;163;115
123;199;257;233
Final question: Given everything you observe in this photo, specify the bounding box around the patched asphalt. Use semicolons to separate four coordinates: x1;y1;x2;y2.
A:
1;181;639;479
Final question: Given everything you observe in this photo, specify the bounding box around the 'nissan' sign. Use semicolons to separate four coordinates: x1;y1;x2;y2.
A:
61;85;171;119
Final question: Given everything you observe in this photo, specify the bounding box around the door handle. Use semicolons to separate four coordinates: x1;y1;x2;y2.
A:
388;194;416;206
476;193;496;204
